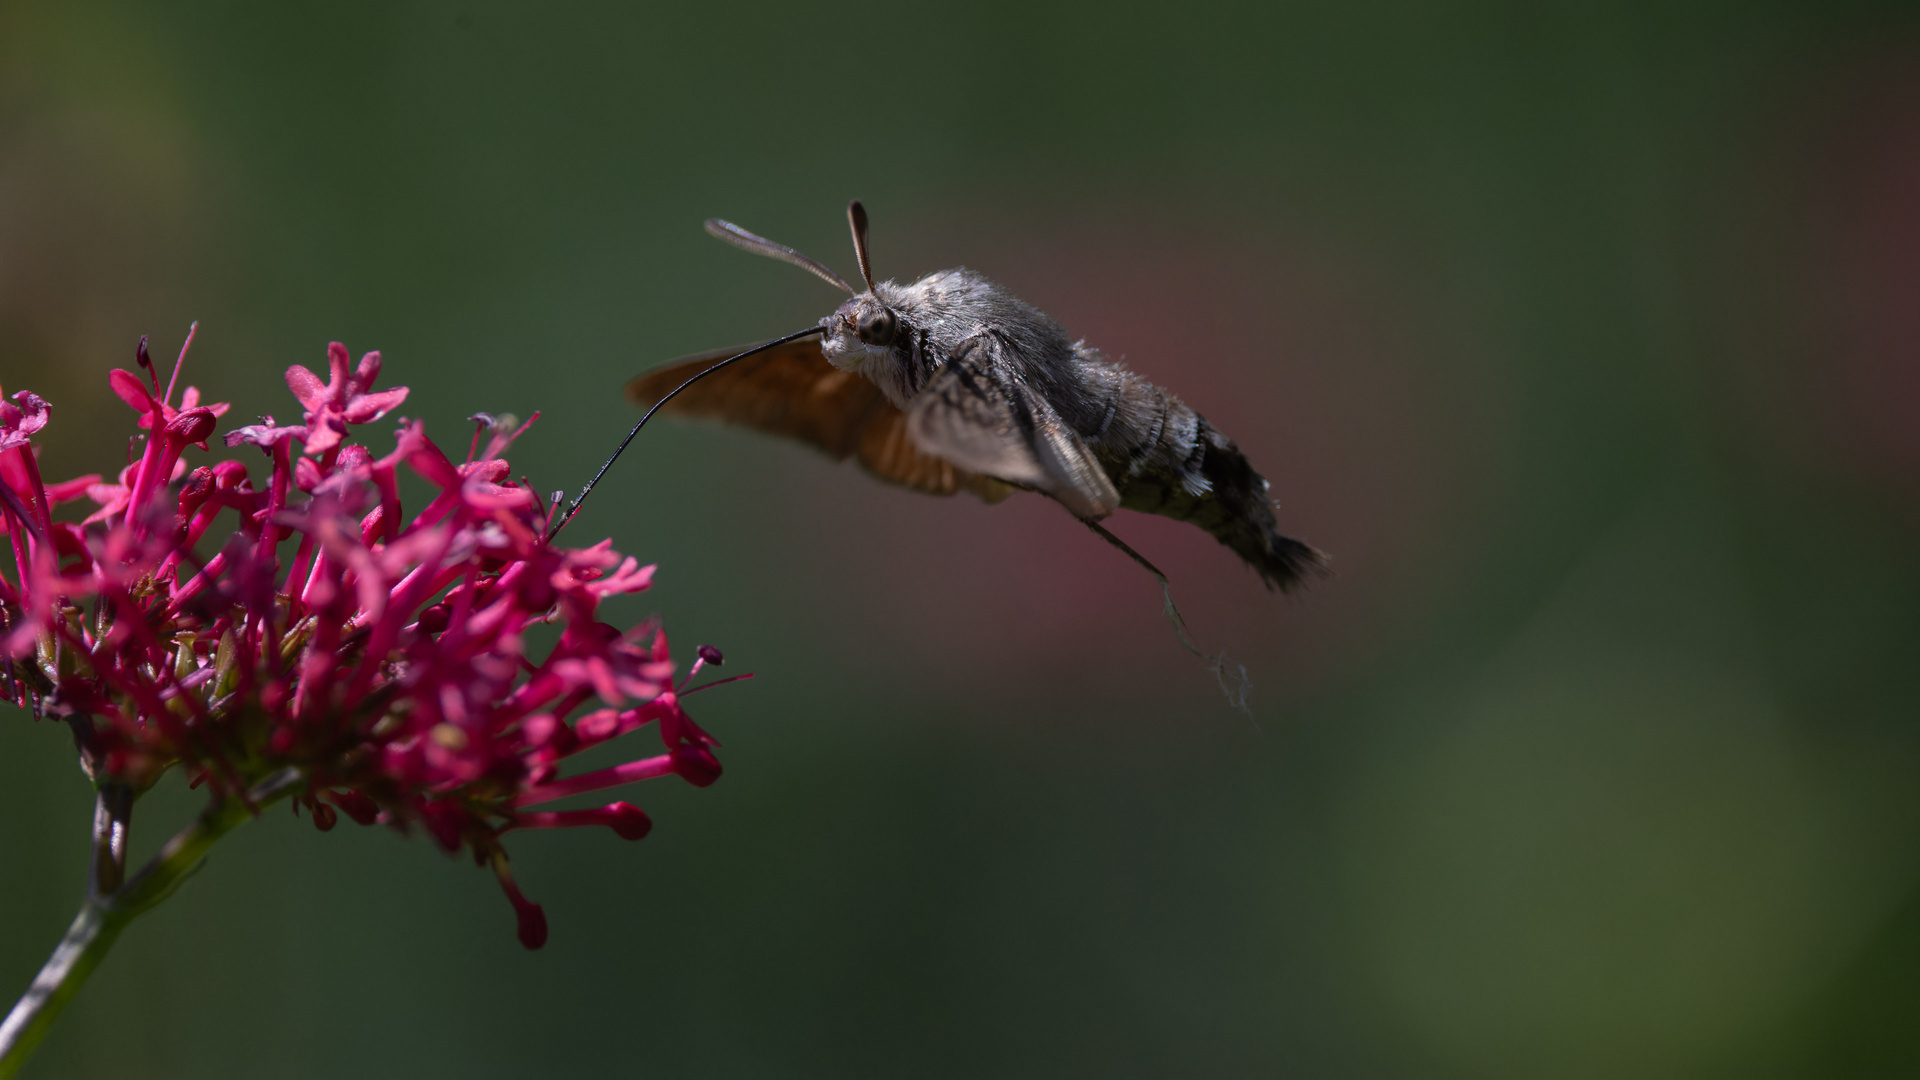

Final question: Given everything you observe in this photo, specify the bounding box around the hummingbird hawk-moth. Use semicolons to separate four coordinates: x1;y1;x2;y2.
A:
626;202;1328;591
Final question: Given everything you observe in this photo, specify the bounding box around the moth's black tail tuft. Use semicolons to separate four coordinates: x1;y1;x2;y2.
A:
1249;529;1332;593
1188;422;1330;593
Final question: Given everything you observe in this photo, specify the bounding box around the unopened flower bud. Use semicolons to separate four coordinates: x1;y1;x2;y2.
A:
165;407;217;446
603;802;653;840
670;744;722;788
416;603;451;635
515;900;548;950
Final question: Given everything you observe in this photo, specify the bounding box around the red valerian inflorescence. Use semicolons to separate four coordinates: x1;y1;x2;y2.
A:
0;329;734;948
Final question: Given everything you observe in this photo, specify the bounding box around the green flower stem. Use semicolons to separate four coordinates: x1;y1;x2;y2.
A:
0;768;302;1079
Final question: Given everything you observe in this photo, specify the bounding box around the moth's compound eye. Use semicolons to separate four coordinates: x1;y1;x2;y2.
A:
857;308;897;346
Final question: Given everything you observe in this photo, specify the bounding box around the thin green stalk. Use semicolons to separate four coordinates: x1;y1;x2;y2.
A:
0;769;301;1079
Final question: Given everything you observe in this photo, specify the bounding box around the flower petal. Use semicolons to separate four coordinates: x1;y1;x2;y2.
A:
284;365;328;411
325;342;352;399
44;475;101;503
342;385;409;424
108;369;154;414
10;391;52;435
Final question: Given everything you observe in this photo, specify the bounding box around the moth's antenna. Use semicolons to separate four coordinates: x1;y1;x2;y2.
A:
705;218;854;294
546;324;829;540
847;200;876;293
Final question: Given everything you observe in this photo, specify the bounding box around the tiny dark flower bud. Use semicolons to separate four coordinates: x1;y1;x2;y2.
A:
310;800;338;832
135;334;152;371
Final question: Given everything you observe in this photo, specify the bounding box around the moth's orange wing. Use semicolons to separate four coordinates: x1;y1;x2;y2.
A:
626;338;1013;502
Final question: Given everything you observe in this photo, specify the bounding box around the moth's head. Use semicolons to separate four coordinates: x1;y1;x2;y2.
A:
703;201;907;373
820;287;904;370
820;200;906;370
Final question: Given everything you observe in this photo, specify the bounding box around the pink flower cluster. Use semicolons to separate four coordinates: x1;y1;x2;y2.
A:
0;330;736;948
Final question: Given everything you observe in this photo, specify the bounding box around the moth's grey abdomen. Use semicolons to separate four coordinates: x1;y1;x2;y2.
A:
1082;360;1327;592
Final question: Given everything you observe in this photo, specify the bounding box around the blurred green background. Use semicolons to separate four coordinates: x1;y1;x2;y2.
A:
4;0;1919;1075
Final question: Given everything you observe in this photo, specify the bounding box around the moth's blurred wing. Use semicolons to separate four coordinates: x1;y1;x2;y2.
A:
626;339;1013;502
626;337;879;458
905;346;1120;519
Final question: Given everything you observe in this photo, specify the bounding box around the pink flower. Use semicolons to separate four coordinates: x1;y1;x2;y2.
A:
283;342;409;458
2;331;740;948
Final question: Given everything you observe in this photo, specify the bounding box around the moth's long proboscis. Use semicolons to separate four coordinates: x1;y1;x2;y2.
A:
546;325;829;540
705;218;855;295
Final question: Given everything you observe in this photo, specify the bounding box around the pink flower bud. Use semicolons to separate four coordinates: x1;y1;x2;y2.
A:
670;744;722;788
515;900;548;950
602;802;652;840
165;407;217;447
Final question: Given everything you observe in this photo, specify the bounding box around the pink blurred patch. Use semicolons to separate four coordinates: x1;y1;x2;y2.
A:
1805;57;1920;497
